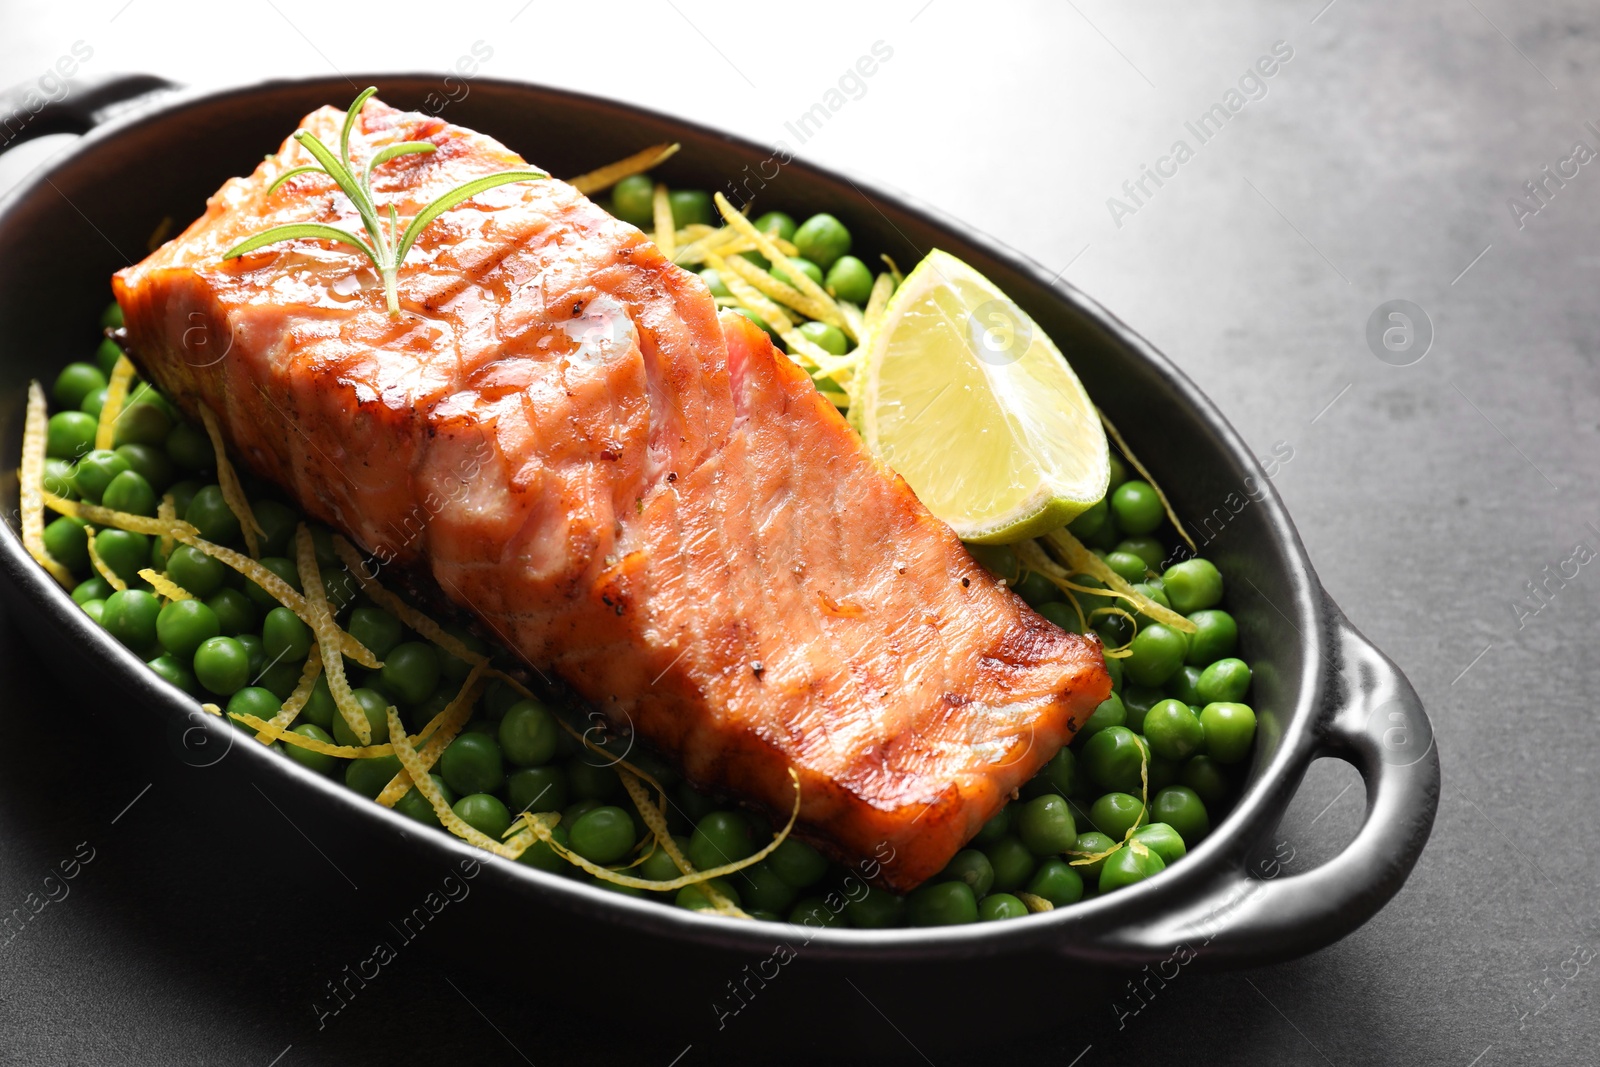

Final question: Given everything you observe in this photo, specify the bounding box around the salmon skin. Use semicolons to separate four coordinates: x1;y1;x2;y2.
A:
113;98;1110;891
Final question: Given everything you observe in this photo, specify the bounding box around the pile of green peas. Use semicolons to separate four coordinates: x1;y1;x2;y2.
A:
605;173;879;362
39;290;1254;928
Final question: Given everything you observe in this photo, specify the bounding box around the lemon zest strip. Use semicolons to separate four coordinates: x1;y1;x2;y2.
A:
19;382;74;586
566;142;679;196
1098;408;1196;552
297;524;371;745
95;355;135;451
199;406;263;557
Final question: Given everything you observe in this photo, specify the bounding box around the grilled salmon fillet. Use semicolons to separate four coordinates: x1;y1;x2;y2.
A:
112;98;1109;891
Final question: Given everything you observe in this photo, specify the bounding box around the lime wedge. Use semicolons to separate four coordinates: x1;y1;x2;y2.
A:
858;249;1108;544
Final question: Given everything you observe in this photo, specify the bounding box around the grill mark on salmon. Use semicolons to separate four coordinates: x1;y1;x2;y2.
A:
113;98;1110;890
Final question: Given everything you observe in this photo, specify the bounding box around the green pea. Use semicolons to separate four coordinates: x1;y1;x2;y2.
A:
1121;685;1162;733
184;485;240;544
47;411;98;461
973;805;1013;845
1068;498;1109;539
983;836;1036;893
515;825;572;870
609;174;655;227
72;449;129;503
824;255;873;304
1165;665;1204;706
1093;611;1131;648
1129;582;1172;629
234;632;263;682
638;834;692;885
1117;536;1166;570
753;211;797;242
1076;692;1126;743
689;811;756;871
164;421;213;474
978;893;1028;921
1147;753;1180;792
793;213;851;270
1012;570;1060;607
434;623;487;683
1197;658;1252;705
569;806;636;863
262;606;312;663
156;599;221;659
341;754;402;798
111;401;171;449
205;588;257;636
80;387;109;420
1154;783;1214;844
1089;792;1147;840
398;774;458;828
1126;623;1187;687
331;687;393;748
53;363;108;409
193;635;250;695
1083;512;1123;551
243;557;300;609
1069;831;1115;885
72;577;112;605
1200;702;1256;763
260;660;304;700
907;881;977;926
503;767;564;818
94;338;123;376
379;641;440;706
1099;841;1166;892
100;590;159;654
1036;601;1084;634
1026;858;1084;906
251;500;299;557
345;606;402;661
431;730;497;794
565;756;620;801
225;686;280;729
793;320;848;356
1177;757;1227;811
284;724;339;774
1105;551;1147;584
1110;481;1163;536
147;652;196;693
498;700;560;767
112;443;174;493
844;886;906;929
735;861;798;913
43;457;77;499
1130;822;1188;867
1081;726;1149;794
1161;558;1222;614
42;517;89;572
939;848;994;898
1143;699;1206;761
668;189;713;228
1018;794;1078;856
678;877;742;913
1185;609;1238;666
1104;653;1124;693
1022;746;1077;799
100;301;124;330
165;479;200;520
772;256;823;289
101;470;157;516
449;793;509;841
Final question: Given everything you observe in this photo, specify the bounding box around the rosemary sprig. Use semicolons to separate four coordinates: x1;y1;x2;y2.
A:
224;87;547;317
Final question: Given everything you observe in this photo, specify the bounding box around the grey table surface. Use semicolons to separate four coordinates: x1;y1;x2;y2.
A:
0;1;1595;1064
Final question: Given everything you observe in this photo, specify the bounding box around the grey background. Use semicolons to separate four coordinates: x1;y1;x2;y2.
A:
0;1;1594;1064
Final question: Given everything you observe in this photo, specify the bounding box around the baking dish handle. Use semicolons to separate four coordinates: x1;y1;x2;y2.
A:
0;72;178;158
1108;601;1440;966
